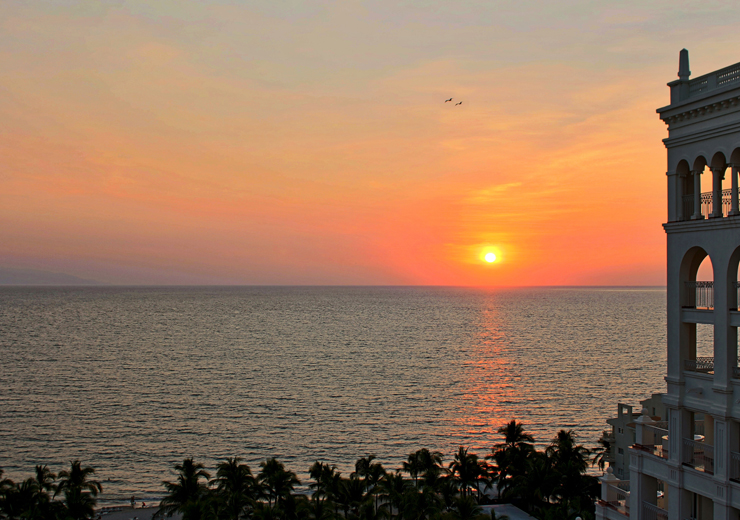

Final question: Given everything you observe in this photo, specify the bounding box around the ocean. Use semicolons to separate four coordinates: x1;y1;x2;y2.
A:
0;286;666;505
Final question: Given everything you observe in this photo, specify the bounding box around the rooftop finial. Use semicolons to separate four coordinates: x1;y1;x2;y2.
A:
678;48;690;80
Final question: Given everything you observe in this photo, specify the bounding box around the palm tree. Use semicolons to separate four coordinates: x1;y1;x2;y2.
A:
402;451;423;489
501;451;556;511
1;477;32;520
0;470;10;520
488;421;535;495
157;458;211;520
55;461;102;520
496;421;535;450
308;462;340;506
352;456;385;515
335;476;365;519
251;502;281;520
325;468;343;518
298;493;337;520
26;466;61;520
403;485;442;520
591;431;611;471
546;430;593;511
33;466;56;495
435;474;458;512
548;430;589;473
416;449;444;489
377;471;406;520
257;458;299;511
212;457;256;520
448;447;481;499
448;495;483;520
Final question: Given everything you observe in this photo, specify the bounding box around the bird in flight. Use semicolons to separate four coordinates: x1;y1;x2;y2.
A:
455;101;462;106
445;98;453;102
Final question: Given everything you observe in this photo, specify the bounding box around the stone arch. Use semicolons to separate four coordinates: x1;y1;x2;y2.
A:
677;159;692;220
692;155;709;172
680;246;708;282
729;246;740;310
677;159;691;177
680;247;714;366
730;148;740;165
708;152;730;217
680;246;712;307
711;151;727;170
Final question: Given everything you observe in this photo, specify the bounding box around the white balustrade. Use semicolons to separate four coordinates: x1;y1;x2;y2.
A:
683;437;714;473
688;61;740;98
642;501;668;520
731;451;740;481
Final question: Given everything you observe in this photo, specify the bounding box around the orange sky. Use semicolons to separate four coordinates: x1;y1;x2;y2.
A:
2;1;740;285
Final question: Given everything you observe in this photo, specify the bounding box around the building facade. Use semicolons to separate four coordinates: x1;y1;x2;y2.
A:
603;395;666;481
597;50;740;520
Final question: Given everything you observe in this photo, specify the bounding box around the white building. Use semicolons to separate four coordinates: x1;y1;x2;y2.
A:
603;395;666;481
596;50;740;520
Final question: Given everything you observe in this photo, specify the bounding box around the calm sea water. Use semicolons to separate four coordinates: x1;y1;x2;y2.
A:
0;286;666;504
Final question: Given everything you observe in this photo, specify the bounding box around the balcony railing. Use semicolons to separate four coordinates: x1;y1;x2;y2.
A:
603;482;630;516
642;424;669;458
730;451;740;481
642;502;668;520
683;437;714;473
684;281;714;309
684;357;714;374
682;188;736;219
688;60;740;98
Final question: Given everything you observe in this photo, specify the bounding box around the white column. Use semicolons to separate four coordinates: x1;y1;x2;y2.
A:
730;163;740;216
714;419;728;479
635;407;656;446
712;166;725;218
692;169;704;219
600;467;620;502
677;172;685;221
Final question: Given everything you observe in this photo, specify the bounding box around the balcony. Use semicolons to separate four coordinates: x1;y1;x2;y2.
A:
682;189;736;219
684;357;714;374
642;502;668;520
602;481;630;516
683;281;714;309
688;60;740;99
636;424;670;459
731;451;740;482
683;437;714;474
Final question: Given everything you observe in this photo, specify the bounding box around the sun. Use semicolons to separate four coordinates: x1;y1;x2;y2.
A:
484;252;497;263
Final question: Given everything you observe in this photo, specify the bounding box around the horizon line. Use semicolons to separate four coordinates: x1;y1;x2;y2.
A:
0;283;668;288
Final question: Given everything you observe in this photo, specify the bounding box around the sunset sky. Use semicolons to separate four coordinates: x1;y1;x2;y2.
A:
2;0;739;285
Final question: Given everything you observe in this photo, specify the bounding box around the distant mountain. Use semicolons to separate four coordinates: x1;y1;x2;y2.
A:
0;267;101;285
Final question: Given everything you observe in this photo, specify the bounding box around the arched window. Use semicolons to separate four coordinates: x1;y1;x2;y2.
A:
685;254;713;309
680;248;714;375
677;160;691;220
710;152;728;218
693;156;709;219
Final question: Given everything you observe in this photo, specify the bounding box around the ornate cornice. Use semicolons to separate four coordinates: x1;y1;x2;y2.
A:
662;96;740;126
663;216;740;234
